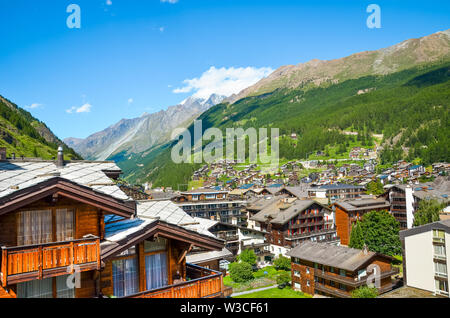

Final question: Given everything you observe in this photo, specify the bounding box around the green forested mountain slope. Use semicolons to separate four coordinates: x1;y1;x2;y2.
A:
0;95;82;160
123;62;450;189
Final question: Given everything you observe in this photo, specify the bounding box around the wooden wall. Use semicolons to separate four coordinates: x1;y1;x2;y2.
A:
0;196;104;248
334;206;351;245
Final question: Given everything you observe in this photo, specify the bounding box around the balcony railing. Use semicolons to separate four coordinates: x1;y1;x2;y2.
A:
314;267;399;288
123;263;224;298
1;237;100;287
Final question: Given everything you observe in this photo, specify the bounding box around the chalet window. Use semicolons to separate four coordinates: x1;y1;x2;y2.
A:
434;262;448;277
434;245;446;257
56;275;75;298
306;280;310;287
112;258;139;297
435;279;449;294
56;209;74;242
17;210;52;246
294;270;300;277
339;269;346;276
17;276;75;298
306;268;310;274
339;283;346;291
145;252;169;290
17;277;53;298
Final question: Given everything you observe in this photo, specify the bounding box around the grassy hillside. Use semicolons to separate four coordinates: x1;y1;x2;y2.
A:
123;62;450;189
0;95;82;160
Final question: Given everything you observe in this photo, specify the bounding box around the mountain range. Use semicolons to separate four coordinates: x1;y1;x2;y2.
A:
120;29;450;189
64;94;225;161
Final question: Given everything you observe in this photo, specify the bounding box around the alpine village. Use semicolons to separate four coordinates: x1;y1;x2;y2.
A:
1;28;450;300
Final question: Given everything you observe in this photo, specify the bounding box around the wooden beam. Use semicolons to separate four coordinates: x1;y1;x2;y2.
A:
177;244;193;264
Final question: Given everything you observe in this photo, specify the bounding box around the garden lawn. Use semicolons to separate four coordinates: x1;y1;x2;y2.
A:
234;287;312;298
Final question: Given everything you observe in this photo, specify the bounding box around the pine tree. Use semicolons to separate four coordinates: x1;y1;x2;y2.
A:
349;221;364;249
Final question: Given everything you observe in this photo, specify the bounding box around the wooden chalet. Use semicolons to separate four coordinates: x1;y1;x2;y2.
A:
250;198;338;256
288;242;399;298
332;198;390;245
0;150;225;298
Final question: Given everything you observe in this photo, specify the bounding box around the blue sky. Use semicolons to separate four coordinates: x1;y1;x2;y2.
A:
0;0;449;139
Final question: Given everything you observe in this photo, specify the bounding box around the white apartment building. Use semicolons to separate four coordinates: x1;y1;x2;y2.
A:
400;219;450;297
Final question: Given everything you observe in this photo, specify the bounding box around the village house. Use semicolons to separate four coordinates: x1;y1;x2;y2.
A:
307;183;366;204
399;219;449;297
0;149;226;298
250;199;338;257
172;189;247;226
288;242;398;298
332;197;390;245
379;176;450;229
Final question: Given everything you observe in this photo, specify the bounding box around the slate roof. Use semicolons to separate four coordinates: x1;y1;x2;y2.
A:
390;177;450;202
186;247;233;264
0;160;129;201
251;199;329;225
246;195;286;211
136;200;217;239
334;198;390;212
287;241;379;272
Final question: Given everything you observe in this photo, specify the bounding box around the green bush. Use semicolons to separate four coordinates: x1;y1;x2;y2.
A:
229;262;254;283
351;286;379;298
276;271;291;286
237;249;257;266
273;255;291;271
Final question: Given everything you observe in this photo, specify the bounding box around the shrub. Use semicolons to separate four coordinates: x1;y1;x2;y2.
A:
237;249;257;266
276;271;291;287
273;255;291;271
228;262;254;283
351;286;379;298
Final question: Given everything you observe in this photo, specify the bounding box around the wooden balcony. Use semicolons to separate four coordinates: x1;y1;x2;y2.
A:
124;264;224;298
1;237;100;286
314;267;399;288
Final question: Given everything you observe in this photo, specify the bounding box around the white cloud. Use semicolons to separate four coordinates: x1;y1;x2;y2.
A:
173;66;274;99
66;103;92;114
25;103;42;109
128;98;134;105
161;0;178;3
106;0;112;5
159;26;165;32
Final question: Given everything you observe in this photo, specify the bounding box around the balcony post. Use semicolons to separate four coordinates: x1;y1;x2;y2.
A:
38;246;43;280
96;239;101;270
70;242;74;272
1;248;7;287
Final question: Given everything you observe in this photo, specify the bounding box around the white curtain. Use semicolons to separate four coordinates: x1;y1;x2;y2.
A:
56;209;74;242
17;277;53;298
146;253;168;290
56;275;75;298
112;258;139;297
17;210;52;246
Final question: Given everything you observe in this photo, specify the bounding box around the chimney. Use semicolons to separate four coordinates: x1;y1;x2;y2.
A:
56;146;64;168
0;147;6;160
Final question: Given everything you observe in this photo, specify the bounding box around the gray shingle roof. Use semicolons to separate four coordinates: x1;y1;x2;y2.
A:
186;247;233;264
0;160;129;200
136;200;217;238
287;241;376;272
250;199;329;225
334;198;390;212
